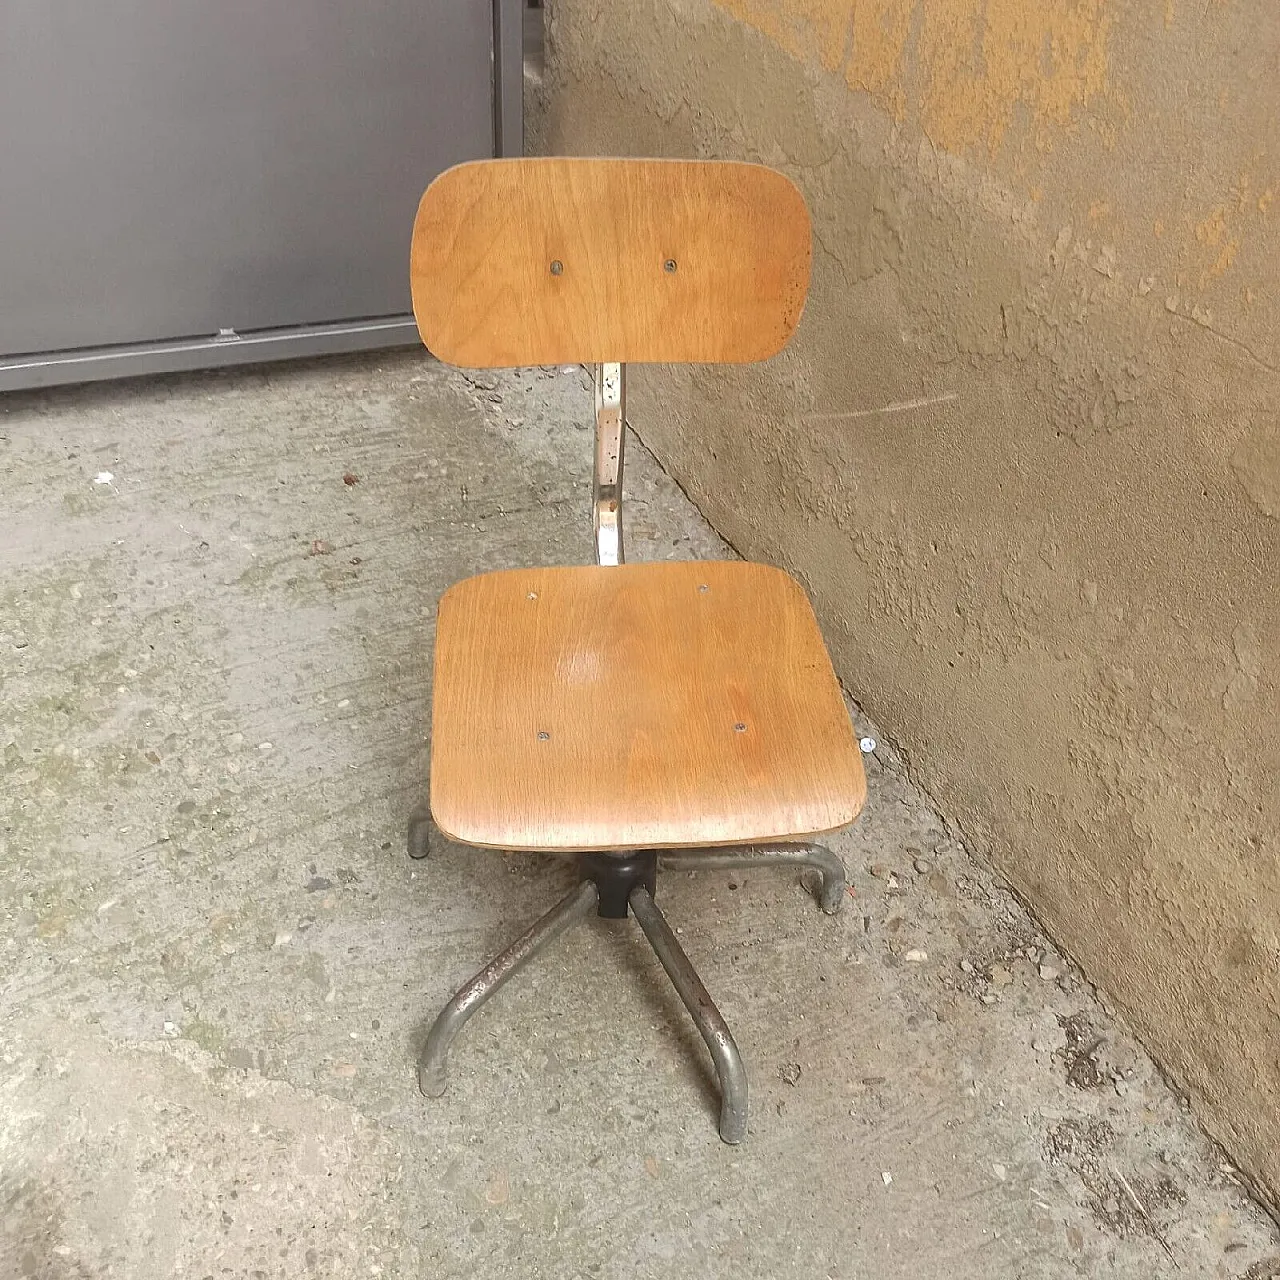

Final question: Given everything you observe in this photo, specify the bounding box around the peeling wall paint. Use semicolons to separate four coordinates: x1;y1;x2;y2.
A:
537;0;1280;1210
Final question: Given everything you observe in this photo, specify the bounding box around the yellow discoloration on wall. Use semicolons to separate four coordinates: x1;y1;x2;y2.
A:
918;0;1112;154
712;0;1113;156
1197;206;1230;245
843;0;913;118
1196;205;1241;282
1188;174;1277;285
1209;240;1239;280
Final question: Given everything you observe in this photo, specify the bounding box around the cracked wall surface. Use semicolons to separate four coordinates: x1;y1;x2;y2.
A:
534;0;1280;1208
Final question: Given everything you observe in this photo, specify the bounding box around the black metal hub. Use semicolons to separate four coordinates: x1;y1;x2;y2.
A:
578;851;658;919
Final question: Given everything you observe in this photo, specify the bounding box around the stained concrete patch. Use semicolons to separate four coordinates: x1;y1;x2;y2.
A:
1;353;1276;1277
1;1019;404;1276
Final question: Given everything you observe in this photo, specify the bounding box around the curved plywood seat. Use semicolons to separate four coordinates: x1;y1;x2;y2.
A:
430;559;865;852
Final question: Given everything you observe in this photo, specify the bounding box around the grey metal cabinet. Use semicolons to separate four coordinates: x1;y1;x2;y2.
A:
0;0;522;388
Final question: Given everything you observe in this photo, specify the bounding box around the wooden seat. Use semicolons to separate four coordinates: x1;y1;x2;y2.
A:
430;559;865;852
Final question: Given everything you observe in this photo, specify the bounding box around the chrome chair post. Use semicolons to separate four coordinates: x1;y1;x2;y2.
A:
593;361;625;566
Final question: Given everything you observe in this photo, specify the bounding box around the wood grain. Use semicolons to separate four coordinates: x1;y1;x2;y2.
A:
430;560;865;851
410;158;811;367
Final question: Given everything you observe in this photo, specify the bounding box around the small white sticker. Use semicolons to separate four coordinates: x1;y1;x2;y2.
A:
859;736;877;753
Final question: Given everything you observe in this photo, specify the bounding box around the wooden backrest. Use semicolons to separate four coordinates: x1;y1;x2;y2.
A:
410;158;811;367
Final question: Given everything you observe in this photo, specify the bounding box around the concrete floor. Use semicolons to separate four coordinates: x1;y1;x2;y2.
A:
1;353;1276;1279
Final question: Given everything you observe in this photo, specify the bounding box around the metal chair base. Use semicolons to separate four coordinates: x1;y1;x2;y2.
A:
416;843;845;1144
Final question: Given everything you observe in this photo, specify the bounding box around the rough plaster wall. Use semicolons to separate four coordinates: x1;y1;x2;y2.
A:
534;0;1280;1208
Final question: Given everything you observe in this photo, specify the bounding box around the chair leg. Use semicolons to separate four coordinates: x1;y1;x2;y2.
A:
418;880;600;1098
628;885;748;1145
658;842;847;914
406;800;433;860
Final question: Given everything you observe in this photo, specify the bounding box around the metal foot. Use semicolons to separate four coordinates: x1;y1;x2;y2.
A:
407;801;433;860
628;885;748;1145
659;843;847;914
418;880;599;1097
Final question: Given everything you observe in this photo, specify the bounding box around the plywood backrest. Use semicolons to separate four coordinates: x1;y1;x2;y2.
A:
410;158;811;367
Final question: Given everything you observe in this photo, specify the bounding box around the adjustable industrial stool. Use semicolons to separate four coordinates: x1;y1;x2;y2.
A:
407;158;866;1143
